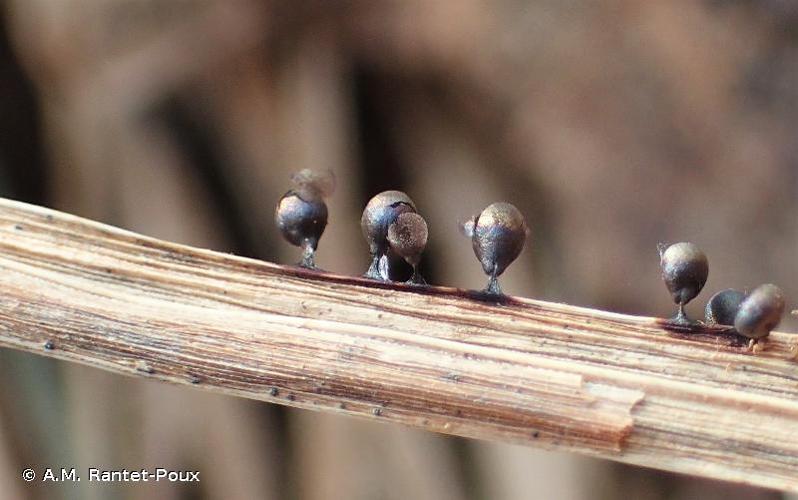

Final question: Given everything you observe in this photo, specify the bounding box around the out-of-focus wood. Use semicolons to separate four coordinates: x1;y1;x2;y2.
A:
0;198;797;492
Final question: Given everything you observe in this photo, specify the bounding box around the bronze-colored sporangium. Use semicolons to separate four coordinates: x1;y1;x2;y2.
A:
658;242;708;324
734;284;785;340
463;202;528;295
361;190;417;281
386;212;428;285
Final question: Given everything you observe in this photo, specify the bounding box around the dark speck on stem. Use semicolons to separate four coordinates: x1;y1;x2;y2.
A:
269;387;279;396
136;361;155;374
43;340;55;350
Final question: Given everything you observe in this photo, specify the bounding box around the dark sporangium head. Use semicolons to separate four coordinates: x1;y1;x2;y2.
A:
734;284;785;340
463;202;528;295
275;169;335;269
704;288;746;326
387;212;428;285
361;190;416;280
658;242;708;323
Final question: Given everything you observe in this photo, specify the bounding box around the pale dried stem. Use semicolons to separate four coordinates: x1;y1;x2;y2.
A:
0;199;796;491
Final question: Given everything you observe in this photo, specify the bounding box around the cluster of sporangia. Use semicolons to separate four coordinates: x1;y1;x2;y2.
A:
659;242;785;347
277;170;785;346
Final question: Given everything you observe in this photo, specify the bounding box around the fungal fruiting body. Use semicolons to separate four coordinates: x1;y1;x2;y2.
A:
386;212;428;284
658;242;708;324
463;202;528;295
734;284;785;347
361;190;417;280
275;169;335;269
704;289;746;326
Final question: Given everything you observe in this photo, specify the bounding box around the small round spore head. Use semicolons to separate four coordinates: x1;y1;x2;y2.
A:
275;193;328;249
659;242;708;307
471;203;527;276
466;202;527;294
734;284;785;339
361;191;416;254
275;169;333;268
704;289;746;326
387;212;428;266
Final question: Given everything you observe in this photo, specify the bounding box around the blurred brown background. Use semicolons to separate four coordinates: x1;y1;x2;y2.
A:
0;1;796;499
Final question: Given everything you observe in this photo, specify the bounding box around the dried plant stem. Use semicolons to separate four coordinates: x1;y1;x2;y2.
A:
0;198;796;491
